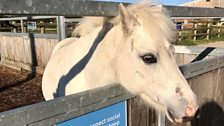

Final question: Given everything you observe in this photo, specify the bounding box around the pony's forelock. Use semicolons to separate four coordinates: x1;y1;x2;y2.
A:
72;2;175;43
127;2;175;43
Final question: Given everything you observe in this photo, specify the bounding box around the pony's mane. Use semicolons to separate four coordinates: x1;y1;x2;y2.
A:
71;17;105;37
72;2;175;42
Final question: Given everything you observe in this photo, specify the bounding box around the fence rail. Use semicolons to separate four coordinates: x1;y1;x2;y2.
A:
1;0;224;17
0;0;124;17
0;84;133;126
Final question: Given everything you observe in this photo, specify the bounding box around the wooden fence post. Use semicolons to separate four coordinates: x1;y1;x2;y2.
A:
40;21;45;34
24;26;27;33
11;21;17;33
193;22;197;41
206;22;211;40
178;30;182;41
218;21;222;38
23;21;27;33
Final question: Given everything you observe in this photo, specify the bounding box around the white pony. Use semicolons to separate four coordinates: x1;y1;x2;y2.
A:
42;3;198;123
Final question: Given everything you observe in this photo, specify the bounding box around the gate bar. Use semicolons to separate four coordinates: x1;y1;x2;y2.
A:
0;0;122;17
0;0;224;17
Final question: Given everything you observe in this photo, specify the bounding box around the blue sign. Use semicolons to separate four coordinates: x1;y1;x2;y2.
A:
57;101;127;126
27;21;37;30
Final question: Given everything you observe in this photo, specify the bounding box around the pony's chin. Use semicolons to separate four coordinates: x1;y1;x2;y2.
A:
166;110;183;124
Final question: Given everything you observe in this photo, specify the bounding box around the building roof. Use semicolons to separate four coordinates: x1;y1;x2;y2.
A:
180;0;213;8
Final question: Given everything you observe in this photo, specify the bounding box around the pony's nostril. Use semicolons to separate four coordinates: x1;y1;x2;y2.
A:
176;87;184;96
185;105;195;117
181;105;199;123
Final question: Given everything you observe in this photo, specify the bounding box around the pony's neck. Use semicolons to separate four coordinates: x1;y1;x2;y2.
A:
83;25;121;88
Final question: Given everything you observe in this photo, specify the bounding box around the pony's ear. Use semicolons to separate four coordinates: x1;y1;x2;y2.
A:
119;4;138;34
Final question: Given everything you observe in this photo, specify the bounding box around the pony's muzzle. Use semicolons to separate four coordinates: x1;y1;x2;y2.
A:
173;87;199;123
166;89;199;124
174;104;198;123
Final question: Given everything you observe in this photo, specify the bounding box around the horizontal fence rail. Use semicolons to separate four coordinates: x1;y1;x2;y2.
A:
0;0;123;17
0;16;57;21
0;84;134;126
0;32;58;39
180;55;224;79
175;46;224;56
0;0;224;17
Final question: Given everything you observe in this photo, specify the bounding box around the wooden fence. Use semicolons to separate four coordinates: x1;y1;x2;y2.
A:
174;45;224;65
0;32;58;73
176;19;224;41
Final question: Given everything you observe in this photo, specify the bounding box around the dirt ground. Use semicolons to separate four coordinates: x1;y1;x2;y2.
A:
0;65;45;112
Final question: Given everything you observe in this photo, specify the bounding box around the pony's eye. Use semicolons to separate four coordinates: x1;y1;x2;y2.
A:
142;54;157;64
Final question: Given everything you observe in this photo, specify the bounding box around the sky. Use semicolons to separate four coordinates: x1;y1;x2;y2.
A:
100;0;194;5
156;0;193;5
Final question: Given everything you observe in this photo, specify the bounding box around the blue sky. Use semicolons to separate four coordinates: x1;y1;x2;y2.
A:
100;0;194;5
156;0;193;5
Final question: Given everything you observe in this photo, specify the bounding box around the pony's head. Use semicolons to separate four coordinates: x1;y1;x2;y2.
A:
71;2;198;124
114;3;198;123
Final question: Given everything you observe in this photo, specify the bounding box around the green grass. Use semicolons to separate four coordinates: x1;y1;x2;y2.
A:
176;35;224;46
176;39;197;46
